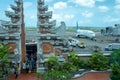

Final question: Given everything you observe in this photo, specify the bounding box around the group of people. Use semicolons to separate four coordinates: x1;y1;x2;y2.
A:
22;53;36;73
11;53;36;79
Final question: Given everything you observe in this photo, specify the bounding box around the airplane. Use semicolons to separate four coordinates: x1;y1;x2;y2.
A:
75;22;95;39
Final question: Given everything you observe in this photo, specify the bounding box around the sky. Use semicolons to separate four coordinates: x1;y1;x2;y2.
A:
0;0;120;27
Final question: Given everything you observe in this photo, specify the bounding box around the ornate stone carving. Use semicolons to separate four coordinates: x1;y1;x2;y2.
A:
41;42;53;54
56;21;66;37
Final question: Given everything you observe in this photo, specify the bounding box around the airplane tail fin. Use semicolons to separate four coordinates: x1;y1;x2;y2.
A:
76;21;79;32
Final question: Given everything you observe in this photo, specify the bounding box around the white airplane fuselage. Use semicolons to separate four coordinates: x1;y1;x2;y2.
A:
76;29;95;39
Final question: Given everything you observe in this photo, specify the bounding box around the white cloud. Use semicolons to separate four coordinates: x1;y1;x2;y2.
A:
45;0;53;2
79;19;91;24
49;7;54;12
115;0;120;14
64;14;74;19
52;13;75;26
70;0;95;8
104;16;120;22
98;6;109;12
52;14;62;21
114;4;120;10
52;14;74;21
96;0;105;2
24;2;33;9
53;2;67;9
114;4;120;14
82;11;93;18
116;0;120;4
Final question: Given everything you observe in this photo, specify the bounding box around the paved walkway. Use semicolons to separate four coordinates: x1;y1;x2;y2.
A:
5;71;110;80
72;72;110;80
5;73;39;80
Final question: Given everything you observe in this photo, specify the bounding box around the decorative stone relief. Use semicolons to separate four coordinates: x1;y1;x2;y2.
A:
56;21;66;37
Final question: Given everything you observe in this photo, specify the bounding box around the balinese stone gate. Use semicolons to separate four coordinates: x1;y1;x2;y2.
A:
0;0;26;71
0;0;69;73
36;0;69;72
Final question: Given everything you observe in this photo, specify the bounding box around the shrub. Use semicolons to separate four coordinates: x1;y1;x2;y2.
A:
61;62;77;73
45;55;59;70
38;70;72;80
109;50;120;66
88;52;109;70
110;64;120;80
69;51;88;69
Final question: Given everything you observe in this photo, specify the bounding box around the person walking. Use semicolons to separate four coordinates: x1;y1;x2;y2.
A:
22;61;26;70
26;62;30;73
14;66;19;79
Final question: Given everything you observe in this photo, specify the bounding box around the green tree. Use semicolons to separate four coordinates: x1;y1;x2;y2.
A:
0;44;11;78
109;50;120;66
110;63;120;80
88;52;109;70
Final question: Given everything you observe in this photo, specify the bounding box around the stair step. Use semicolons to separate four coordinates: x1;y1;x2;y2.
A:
21;69;36;73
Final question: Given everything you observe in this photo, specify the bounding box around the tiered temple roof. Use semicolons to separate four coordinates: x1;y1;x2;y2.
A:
1;0;23;34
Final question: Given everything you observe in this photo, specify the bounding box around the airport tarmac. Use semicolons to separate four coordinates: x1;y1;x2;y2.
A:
25;31;120;54
66;32;120;54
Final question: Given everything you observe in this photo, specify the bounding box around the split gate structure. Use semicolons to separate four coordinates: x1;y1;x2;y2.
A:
36;0;69;72
0;0;69;73
0;0;26;71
